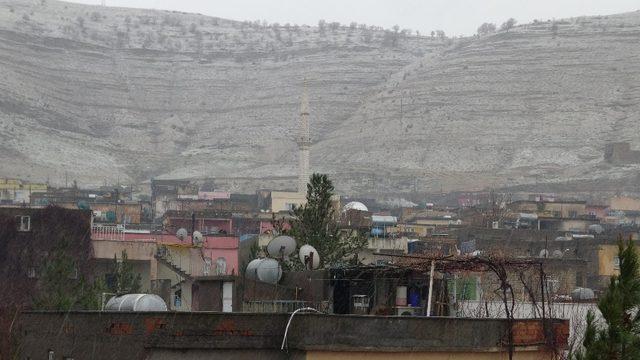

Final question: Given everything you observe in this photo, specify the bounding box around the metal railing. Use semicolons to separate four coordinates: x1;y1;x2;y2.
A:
92;224;125;241
242;300;309;313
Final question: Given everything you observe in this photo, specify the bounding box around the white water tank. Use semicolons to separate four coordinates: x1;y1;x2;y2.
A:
105;294;168;312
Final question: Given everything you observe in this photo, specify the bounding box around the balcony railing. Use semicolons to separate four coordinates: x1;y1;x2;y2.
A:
91;224;125;241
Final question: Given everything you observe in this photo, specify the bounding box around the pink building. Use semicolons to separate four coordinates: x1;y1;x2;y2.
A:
91;225;239;311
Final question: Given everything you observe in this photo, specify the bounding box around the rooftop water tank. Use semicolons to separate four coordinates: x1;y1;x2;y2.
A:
104;294;168;312
571;287;595;301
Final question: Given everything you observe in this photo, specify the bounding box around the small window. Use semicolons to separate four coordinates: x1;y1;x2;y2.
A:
27;267;37;279
613;256;620;270
48;350;54;360
18;216;31;231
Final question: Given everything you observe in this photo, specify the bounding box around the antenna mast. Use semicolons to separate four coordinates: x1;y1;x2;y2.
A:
297;79;311;193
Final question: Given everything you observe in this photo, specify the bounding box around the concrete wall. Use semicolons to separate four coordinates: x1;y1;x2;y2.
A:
18;312;567;360
608;196;640;211
271;191;306;212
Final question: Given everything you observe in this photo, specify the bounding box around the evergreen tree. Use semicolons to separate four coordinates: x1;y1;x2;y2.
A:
33;243;103;310
290;173;367;267
108;250;142;295
573;239;640;359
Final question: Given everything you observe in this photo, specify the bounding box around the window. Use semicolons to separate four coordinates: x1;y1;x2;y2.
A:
18;215;30;231
613;256;620;270
27;267;37;279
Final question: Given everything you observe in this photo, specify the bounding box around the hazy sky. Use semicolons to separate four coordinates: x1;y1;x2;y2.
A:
67;0;639;36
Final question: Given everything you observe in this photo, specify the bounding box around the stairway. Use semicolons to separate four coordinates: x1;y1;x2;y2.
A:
155;246;193;281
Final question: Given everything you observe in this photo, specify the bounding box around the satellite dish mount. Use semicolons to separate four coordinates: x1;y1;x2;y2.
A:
303;251;315;270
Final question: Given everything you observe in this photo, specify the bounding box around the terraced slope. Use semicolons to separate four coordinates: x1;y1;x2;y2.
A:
0;0;442;188
1;0;639;195
317;12;640;193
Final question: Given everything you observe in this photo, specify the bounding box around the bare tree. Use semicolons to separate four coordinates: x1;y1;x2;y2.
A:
477;22;496;36
500;18;517;32
482;190;512;228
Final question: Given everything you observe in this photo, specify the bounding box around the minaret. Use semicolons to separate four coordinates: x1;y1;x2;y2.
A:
297;80;311;193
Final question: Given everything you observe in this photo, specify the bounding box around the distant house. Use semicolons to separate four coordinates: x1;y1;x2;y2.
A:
0;178;47;204
150;179;198;219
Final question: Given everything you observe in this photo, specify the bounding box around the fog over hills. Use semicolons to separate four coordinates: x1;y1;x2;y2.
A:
1;0;639;195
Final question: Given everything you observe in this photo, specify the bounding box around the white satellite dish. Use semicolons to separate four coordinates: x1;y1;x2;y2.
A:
192;231;203;246
176;228;188;241
267;236;297;257
245;258;262;280
539;249;549;258
245;258;282;284
552;249;564;258
299;244;320;270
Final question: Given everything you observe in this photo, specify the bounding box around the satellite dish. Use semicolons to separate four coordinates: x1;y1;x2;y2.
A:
176;228;188;241
552;249;564;258
244;258;282;284
245;258;262;280
267;236;296;257
215;257;227;275
192;231;203;246
539;249;549;258
299;244;320;270
77;200;90;210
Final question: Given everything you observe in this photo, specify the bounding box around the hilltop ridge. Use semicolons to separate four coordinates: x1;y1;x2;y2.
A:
1;0;639;195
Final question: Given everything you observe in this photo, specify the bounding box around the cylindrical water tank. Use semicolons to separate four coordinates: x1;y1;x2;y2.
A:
396;286;407;306
571;287;595;301
105;294;168;312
